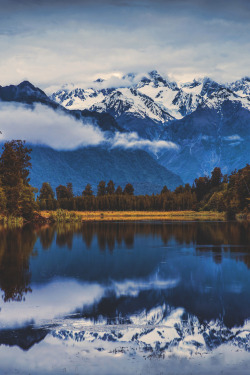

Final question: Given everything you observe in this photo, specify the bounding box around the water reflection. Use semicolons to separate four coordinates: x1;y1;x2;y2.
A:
0;221;249;330
33;221;250;252
0;225;36;302
0;222;250;301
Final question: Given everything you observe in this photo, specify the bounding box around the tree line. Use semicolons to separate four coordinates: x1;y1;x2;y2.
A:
38;166;250;217
0;140;249;220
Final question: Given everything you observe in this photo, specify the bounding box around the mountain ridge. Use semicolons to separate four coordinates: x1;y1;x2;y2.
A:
0;75;249;186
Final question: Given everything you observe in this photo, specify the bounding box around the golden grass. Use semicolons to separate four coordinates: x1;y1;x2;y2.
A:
40;210;225;222
0;214;24;227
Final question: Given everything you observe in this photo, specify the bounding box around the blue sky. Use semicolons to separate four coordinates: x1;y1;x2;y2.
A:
0;0;249;89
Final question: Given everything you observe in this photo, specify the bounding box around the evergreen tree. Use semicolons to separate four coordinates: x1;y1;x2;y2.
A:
82;183;94;197
107;180;115;195
161;185;169;194
0;140;36;216
123;183;134;195
56;185;72;200
194;176;210;201
0;140;32;186
39;182;55;200
38;182;56;210
0;186;6;213
210;167;223;188
115;186;123;195
97;181;106;196
66;183;74;198
19;184;38;220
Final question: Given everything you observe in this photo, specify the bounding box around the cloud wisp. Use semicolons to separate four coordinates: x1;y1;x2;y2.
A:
0;103;178;153
110;132;178;153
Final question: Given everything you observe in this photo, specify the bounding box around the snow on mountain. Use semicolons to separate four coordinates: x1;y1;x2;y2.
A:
50;87;111;110
89;87;174;123
50;71;250;124
228;77;250;97
49;72;250;182
1;76;249;187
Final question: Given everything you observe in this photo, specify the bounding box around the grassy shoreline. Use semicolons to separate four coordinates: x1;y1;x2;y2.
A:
40;210;226;222
2;210;249;225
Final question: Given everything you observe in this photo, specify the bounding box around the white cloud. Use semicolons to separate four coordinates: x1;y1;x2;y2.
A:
223;135;243;141
0;103;179;153
110;132;179;153
0;2;249;88
0;103;105;149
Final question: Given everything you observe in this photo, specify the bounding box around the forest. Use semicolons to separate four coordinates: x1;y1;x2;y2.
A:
0;140;249;220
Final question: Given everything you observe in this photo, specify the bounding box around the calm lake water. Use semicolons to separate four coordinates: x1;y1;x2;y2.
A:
0;221;249;374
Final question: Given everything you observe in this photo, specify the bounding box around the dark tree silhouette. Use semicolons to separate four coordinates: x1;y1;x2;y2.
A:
97;181;106;196
210;167;223;188
107;180;115;195
0;140;36;218
115;186;123;195
82;183;94;197
161;185;169;194
123;183;134;196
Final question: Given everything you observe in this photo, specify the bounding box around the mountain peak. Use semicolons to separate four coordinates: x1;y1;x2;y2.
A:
94;78;105;83
18;80;36;89
122;72;136;81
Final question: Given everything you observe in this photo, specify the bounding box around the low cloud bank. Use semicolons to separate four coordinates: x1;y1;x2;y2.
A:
0;103;178;153
110;132;178;153
0;103;105;149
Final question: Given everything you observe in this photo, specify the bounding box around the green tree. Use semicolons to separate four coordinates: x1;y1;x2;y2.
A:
194;176;210;201
161;185;169;194
82;183;94;197
56;185;72;200
0;140;36;217
20;184;38;220
97;181;106;196
66;183;74;198
210;167;223;188
38;182;56;210
0;140;32;187
107;180;115;195
0;186;7;212
123;183;134;196
115;186;123;195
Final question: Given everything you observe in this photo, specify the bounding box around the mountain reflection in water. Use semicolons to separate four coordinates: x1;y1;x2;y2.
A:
0;221;249;363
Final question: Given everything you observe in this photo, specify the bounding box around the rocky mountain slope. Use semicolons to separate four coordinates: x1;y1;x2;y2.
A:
51;71;250;182
29;145;182;195
51;70;250;123
0;74;249;188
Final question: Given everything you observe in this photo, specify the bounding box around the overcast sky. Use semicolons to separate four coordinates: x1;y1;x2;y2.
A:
0;0;249;90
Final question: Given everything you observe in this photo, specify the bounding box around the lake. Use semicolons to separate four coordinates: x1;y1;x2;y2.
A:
0;221;249;374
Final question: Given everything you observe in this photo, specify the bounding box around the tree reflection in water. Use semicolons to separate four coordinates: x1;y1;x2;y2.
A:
0;221;249;303
0;225;36;302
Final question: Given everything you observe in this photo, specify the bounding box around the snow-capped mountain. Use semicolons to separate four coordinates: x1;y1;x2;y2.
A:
50;71;250;123
50;72;250;182
1;75;249;187
228;77;250;97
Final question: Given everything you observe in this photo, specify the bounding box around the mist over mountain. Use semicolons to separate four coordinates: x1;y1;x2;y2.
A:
51;70;250;182
0;72;249;190
0;80;182;194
